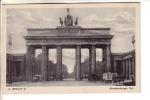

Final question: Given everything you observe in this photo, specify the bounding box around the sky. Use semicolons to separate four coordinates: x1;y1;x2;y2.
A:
6;7;135;73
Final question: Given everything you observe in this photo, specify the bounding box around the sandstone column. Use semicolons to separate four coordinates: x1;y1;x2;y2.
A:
114;60;117;73
128;58;132;79
8;58;12;84
41;45;48;81
106;45;111;72
88;48;92;76
125;59;129;79
56;45;62;81
25;45;35;82
122;60;126;75
91;45;96;74
132;56;135;76
75;45;81;80
102;47;106;73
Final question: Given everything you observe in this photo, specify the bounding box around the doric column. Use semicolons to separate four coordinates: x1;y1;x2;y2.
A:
102;47;106;73
25;45;35;81
8;60;13;83
125;59;129;79
113;60;117;73
122;60;125;75
75;45;81;80
88;48;92;76
106;45;111;72
132;56;135;76
128;58;132;79
7;58;12;84
11;61;14;82
41;45;48;81
91;45;96;74
10;61;13;83
56;45;62;81
21;61;25;81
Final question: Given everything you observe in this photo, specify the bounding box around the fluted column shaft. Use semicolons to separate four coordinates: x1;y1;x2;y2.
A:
128;58;132;79
123;60;126;75
125;59;129;79
91;45;96;74
88;48;92;76
114;60;117;73
25;46;35;81
41;45;48;81
102;47;106;73
132;57;135;76
106;45;111;72
76;45;81;80
56;45;62;81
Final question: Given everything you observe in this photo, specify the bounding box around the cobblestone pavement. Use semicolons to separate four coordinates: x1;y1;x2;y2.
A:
8;78;118;87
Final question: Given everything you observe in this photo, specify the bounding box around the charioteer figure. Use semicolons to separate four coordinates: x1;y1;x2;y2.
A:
64;8;73;26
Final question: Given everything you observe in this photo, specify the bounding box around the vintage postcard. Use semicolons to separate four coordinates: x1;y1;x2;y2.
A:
1;3;140;94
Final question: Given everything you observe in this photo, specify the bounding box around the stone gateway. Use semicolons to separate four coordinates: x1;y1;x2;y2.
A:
6;9;135;85
24;9;113;81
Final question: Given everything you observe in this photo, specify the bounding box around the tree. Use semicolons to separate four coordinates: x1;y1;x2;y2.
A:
73;58;103;79
35;53;69;78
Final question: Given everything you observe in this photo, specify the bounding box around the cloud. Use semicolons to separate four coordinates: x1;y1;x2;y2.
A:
79;11;135;33
81;14;99;22
114;12;134;24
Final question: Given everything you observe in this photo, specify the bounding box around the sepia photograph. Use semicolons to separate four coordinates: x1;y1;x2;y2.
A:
1;3;140;93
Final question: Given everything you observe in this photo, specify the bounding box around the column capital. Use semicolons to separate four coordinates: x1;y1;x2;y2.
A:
41;45;48;49
56;44;62;46
26;45;35;50
76;44;81;46
106;44;112;46
91;44;96;46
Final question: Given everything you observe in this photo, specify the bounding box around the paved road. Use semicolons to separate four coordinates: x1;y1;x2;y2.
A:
8;79;117;87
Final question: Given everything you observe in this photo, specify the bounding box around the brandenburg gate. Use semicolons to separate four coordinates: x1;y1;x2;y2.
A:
24;9;113;82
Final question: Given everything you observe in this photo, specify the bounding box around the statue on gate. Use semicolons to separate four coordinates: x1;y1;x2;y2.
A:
64;8;73;26
74;17;78;26
59;17;63;26
59;8;79;27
